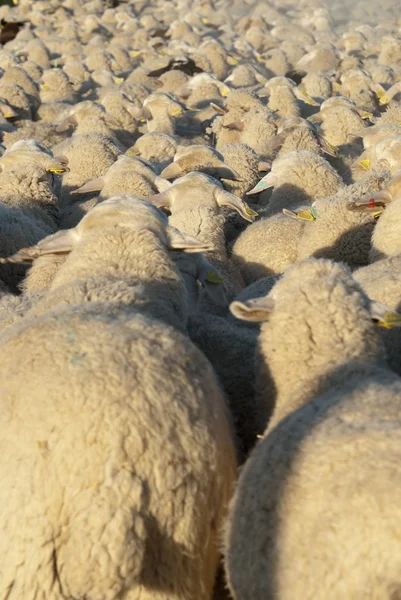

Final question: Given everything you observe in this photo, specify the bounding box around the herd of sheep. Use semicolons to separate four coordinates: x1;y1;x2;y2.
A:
0;0;401;598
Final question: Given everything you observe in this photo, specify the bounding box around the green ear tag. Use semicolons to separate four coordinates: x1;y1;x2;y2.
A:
205;270;224;284
310;207;318;219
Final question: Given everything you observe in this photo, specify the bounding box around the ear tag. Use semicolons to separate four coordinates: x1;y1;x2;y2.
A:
171;107;183;116
296;209;315;221
303;93;318;106
333;82;341;91
310;206;318;219
202;17;209;24
359;159;370;171
361;111;373;119
221;87;230;97
205;270;224;284
4;112;14;119
379;95;389;105
139;118;147;123
372;211;382;219
327;141;338;154
126;149;140;156
375;87;386;99
227;56;238;65
377;311;401;329
49;168;68;174
243;203;259;217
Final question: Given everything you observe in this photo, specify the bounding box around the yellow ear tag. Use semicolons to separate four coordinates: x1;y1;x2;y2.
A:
131;50;141;57
40;84;49;91
227;56;238;66
126;150;140;156
171;107;183;116
327;141;339;154
221;87;230;97
12;0;19;4
372;211;382;219
139;118;147;123
296;209;316;221
333;82;341;91
205;270;224;284
379;95;389;105
361;111;373;119
377;311;401;329
4;113;14;119
202;17;209;24
303;94;318;106
244;204;259;217
359;159;371;171
375;87;386;99
255;53;264;64
49;168;67;174
113;77;124;84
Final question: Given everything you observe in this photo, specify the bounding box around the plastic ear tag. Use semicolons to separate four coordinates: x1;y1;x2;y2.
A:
255;53;264;64
221;87;230;97
53;59;58;68
131;50;141;57
114;77;124;84
379;95;389;105
227;56;238;65
205;270;224;284
372;211;382;219
303;93;318;106
359;159;370;171
327;141;338;154
361;111;373;119
4;113;14;119
40;84;49;91
310;206;318;219
296;209;315;221
377;311;401;329
333;82;341;91
171;107;183;116
139;118;147;123
243;203;259;217
202;17;209;24
49;168;67;174
126;150;140;156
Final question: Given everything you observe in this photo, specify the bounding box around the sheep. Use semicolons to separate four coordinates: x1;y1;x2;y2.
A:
226;258;401;600
266;118;338;159
247;150;343;215
100;91;141;147
150;172;257;306
132;92;187;135
0;143;68;284
39;68;78;105
54;132;122;209
308;102;368;147
0;195;237;600
0;82;33;121
126;131;178;173
71;155;172;201
259;76;319;119
295;42;339;73
160;145;242;182
231;212;307;284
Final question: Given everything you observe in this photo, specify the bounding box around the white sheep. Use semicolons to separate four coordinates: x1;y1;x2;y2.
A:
0;195;237;600
226;258;401;600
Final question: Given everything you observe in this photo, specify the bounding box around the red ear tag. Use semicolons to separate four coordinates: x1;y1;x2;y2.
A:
369;198;375;209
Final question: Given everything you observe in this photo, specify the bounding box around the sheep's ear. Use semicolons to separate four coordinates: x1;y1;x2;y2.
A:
71;177;105;195
346;190;392;212
370;301;401;329
246;172;276;195
154;176;172;192
56;114;78;132
224;121;244;131
230;297;275;322
127;105;152;122
214;188;258;222
147;191;172;209
54;155;69;167
198;259;228;307
3;229;79;262
317;135;338;157
166;226;215;253
160;161;183;180
214;164;242;181
209;102;227;114
307;113;323;124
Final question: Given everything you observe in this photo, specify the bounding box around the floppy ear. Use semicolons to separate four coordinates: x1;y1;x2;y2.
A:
153;176;173;192
127;105;152;122
246;171;276;195
318;136;338;157
71;176;105;195
2;229;80;263
214;188;258;222
166;225;215;253
54;155;69;167
214;164;242;181
230;296;275;322
47;159;70;174
147;190;173;210
370;301;401;329
209;102;227;114
346;189;392;212
307;113;323;124
223;121;244;131
258;161;272;172
56;114;78;133
160;161;184;179
198;258;227;307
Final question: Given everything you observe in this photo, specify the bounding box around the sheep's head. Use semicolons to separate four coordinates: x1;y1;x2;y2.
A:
149;171;258;221
230;258;401;332
160;145;242;181
3;195;215;263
